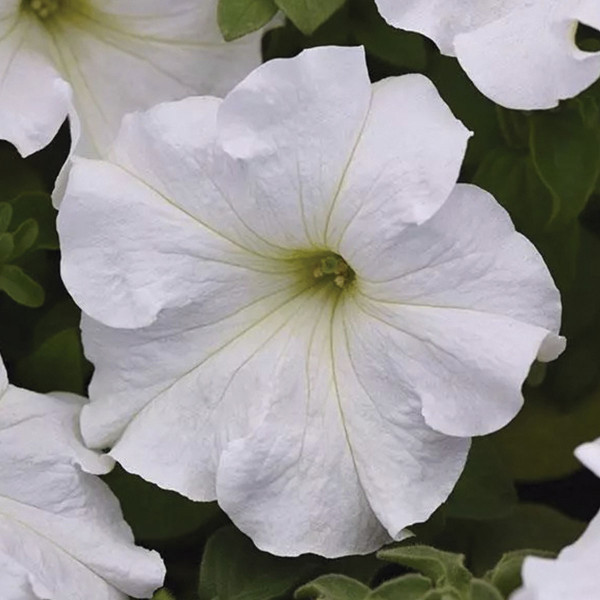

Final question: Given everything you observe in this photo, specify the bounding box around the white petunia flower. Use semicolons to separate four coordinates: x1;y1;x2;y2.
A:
0;0;261;160
374;0;600;110
0;356;165;599
58;46;564;557
510;438;600;600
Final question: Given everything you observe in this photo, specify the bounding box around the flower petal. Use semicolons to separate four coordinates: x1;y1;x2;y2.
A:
0;386;165;599
0;17;71;156
217;293;470;556
217;45;373;248
454;0;600;109
373;0;521;55
348;184;564;436
58;98;302;329
49;0;262;156
329;74;470;253
80;283;319;486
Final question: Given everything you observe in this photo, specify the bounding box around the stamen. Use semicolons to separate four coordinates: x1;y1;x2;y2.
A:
27;0;61;19
313;254;354;288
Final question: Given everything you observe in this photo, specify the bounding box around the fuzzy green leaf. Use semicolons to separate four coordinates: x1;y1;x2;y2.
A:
368;574;432;600
468;579;503;600
377;545;471;594
295;575;369;600
485;550;554;598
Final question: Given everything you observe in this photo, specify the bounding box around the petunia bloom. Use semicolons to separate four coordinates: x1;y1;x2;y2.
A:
374;0;600;110
510;438;600;600
0;0;261;160
58;46;564;557
0;356;165;598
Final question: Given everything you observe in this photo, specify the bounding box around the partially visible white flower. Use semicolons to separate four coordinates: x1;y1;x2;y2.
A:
58;46;564;557
511;438;600;600
374;0;600;109
0;0;261;163
0;356;165;599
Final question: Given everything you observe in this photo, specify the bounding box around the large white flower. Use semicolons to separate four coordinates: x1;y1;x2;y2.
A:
374;0;600;109
58;46;564;557
510;438;600;600
0;0;261;160
0;356;165;599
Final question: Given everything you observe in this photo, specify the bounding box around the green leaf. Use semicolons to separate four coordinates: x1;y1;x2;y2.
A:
295;575;369;600
0;233;14;263
0;202;13;233
491;386;600;481
15;328;91;395
199;527;320;600
368;574;432;600
349;0;426;71
274;0;346;34
152;589;177;600
468;579;503;600
473;148;579;291
11;192;58;250
473;149;554;234
10;218;39;260
104;466;223;542
485;550;554;598
377;545;471;594
445;438;517;520
218;0;278;41
199;526;320;600
530;106;600;225
436;504;584;575
0;264;44;307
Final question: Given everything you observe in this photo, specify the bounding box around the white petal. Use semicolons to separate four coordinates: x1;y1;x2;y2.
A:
511;510;600;600
49;0;262;156
0;386;165;599
216;293;470;557
80;283;322;482
0;553;39;600
575;438;600;478
217;45;373;248
329;74;470;253
0;16;71;156
347;184;563;436
215;291;392;557
374;0;522;55
454;0;600;109
58;100;302;329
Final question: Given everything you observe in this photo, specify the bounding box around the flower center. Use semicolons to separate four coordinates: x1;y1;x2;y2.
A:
25;0;61;19
312;254;354;289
